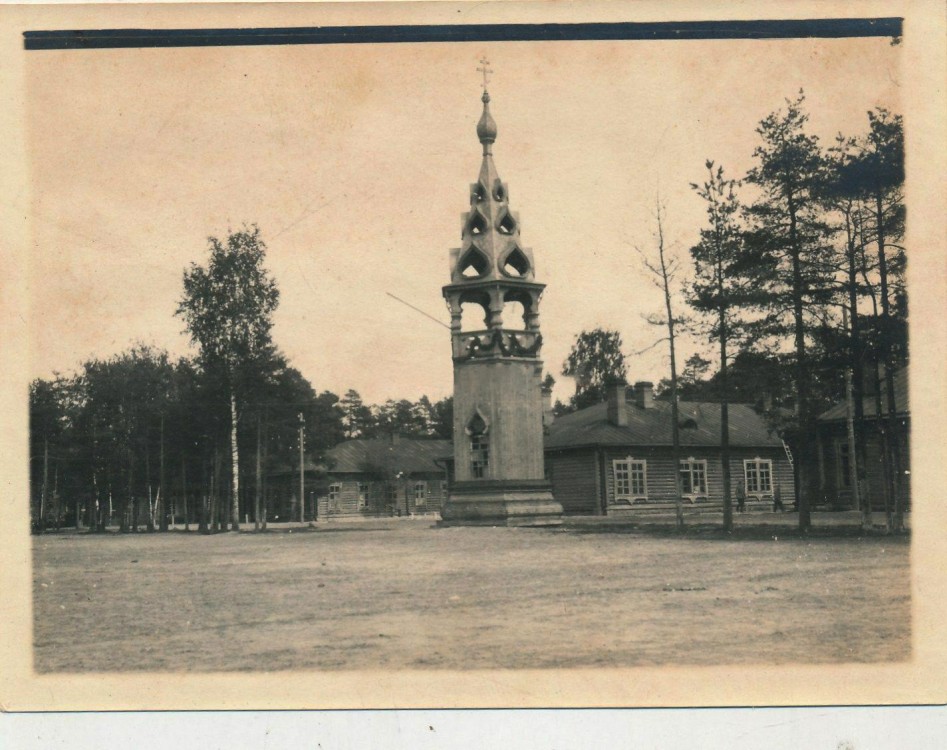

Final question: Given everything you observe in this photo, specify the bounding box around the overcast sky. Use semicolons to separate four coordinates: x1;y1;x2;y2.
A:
26;36;900;404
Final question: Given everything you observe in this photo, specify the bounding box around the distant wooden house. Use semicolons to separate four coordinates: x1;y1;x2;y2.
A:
314;434;452;519
543;382;795;515
265;459;328;523
815;366;910;511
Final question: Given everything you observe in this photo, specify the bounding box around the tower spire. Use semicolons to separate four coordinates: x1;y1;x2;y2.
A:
476;58;497;154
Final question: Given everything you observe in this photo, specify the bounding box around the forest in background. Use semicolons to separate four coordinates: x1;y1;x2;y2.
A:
29;92;907;534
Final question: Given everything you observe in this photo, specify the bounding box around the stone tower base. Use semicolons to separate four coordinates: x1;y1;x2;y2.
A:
439;480;563;527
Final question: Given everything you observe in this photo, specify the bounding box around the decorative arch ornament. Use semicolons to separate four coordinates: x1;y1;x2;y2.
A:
465;208;489;237
456;243;490;279
465;408;490;436
499;246;531;278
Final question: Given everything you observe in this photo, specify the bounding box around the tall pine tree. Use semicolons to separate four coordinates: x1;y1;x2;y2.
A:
744;93;836;530
688;161;760;531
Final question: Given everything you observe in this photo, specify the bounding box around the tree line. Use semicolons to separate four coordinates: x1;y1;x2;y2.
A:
30;91;905;535
29;226;452;534
557;93;906;533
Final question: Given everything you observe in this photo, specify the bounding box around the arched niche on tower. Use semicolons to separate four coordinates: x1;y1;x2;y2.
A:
492;179;507;202
470;181;488;205
455;243;490;281
457;289;492;332
498;245;532;279
464;209;489;238
465;408;490;436
495;207;518;236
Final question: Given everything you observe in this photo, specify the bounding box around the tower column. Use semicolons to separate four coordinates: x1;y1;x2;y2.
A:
439;80;562;527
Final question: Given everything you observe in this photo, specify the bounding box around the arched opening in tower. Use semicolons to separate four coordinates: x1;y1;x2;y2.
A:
502;289;532;331
465;210;488;237
496;210;517;236
457;245;489;279
500;246;530;278
470;181;487;204
459;290;491;332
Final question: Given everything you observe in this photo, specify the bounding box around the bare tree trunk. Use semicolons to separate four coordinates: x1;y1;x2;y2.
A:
715;231;733;532
846;216;871;531
182;458;190;532
873;193;904;532
299;413;306;523
787;191;811;531
871;365;893;532
53;465;60;531
145;428;155;532
124;448;134;533
90;464;99;533
720;323;733;532
159;415;168;532
230;391;240;531
844;368;865;527
199;456;209;534
654;204;685;532
211;447;221;533
255;411;262;532
262;417;269;530
88;422;97;531
39;436;48;533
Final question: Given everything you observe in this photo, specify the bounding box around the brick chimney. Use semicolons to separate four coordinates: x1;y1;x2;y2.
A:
634;381;654;410
606;383;629;426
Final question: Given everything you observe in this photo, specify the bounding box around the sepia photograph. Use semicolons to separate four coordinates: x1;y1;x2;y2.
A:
1;0;945;711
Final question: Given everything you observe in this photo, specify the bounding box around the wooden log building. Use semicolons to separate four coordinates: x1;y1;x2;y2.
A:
314;434;451;519
543;382;795;515
815;366;910;511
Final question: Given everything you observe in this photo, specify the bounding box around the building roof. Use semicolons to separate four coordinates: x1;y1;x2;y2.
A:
545;398;784;451
818;366;909;422
326;436;452;476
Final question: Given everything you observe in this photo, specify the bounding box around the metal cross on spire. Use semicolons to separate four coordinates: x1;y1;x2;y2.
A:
477;57;493;91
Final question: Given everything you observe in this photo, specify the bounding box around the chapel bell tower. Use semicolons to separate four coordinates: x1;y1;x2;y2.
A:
440;74;562;526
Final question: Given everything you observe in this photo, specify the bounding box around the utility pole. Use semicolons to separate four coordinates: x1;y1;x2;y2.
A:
298;412;305;524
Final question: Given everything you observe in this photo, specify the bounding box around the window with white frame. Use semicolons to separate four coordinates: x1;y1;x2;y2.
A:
744;458;773;495
328;483;342;510
357;482;369;507
414;481;427;506
470;433;489;478
679;459;708;496
613;457;647;502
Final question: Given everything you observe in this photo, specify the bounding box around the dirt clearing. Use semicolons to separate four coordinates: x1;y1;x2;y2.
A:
32;519;910;672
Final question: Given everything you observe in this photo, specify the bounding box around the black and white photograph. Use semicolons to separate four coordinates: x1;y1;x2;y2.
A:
1;0;945;712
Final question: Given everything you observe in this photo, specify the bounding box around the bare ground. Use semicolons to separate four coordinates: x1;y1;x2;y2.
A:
32;516;910;672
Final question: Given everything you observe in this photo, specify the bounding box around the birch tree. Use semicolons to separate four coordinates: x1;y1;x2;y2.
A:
177;225;279;532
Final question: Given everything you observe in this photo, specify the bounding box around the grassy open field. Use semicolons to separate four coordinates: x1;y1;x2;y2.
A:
32;516;910;672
